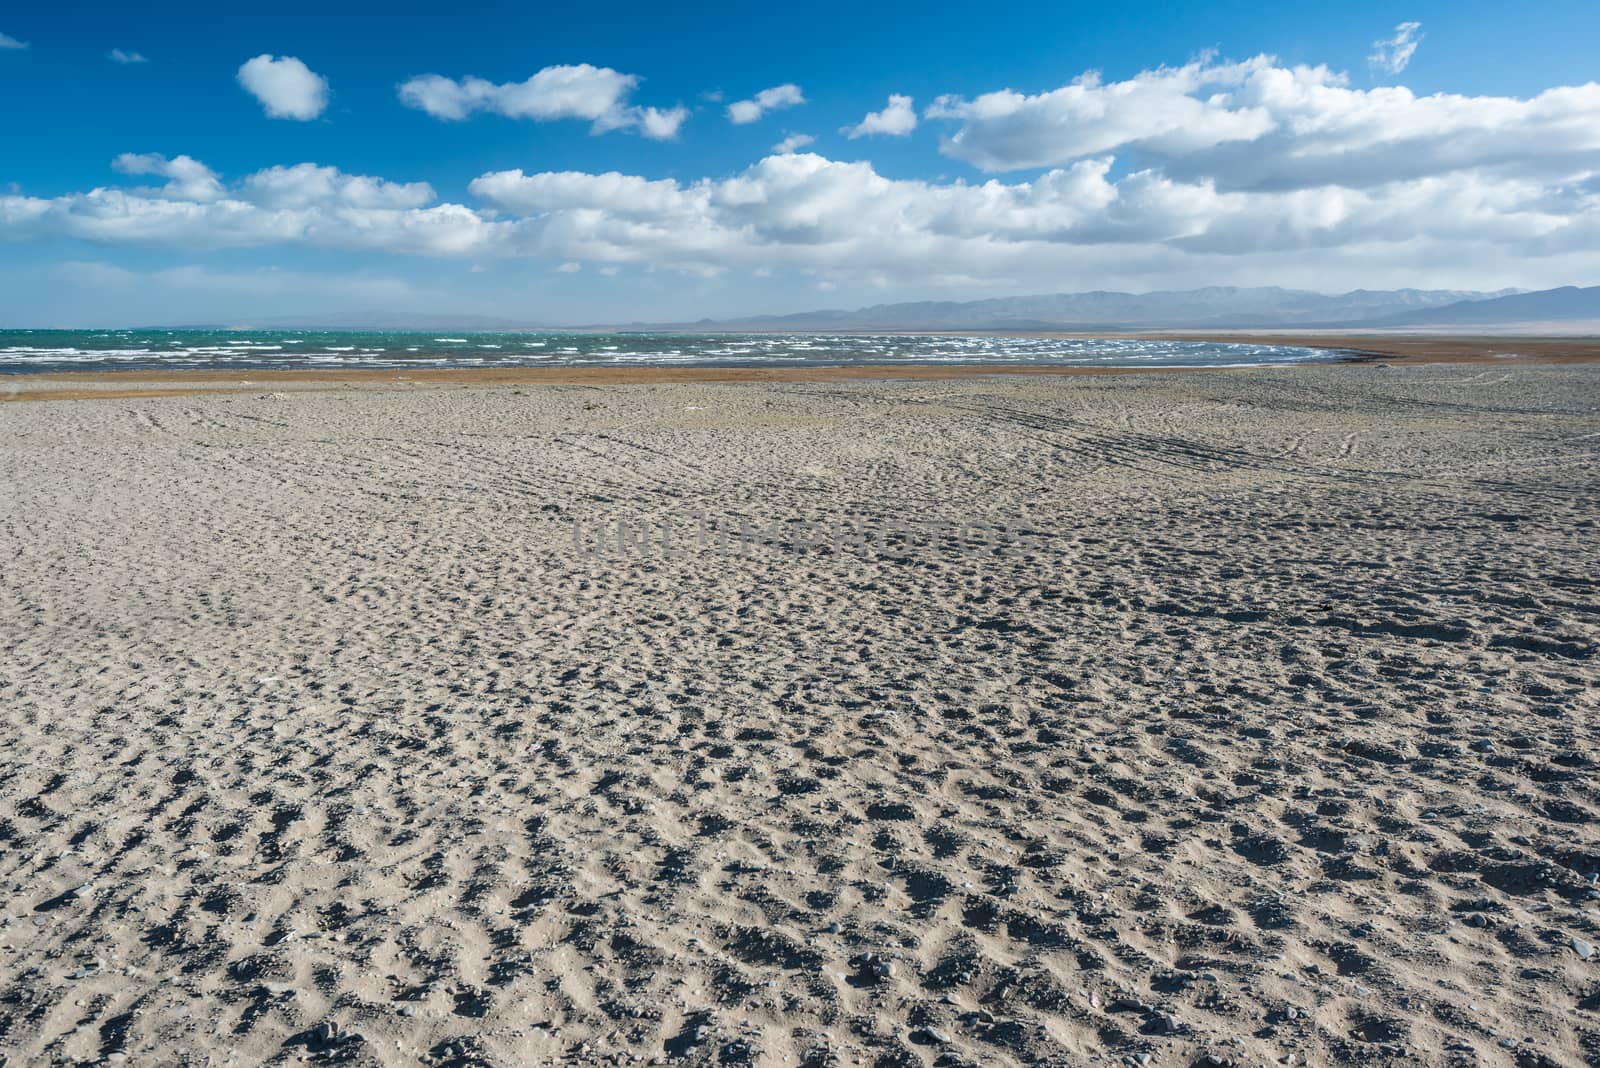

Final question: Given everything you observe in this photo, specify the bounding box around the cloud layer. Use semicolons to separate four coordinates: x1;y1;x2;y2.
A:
0;31;28;50
5;135;1596;292
3;155;483;255
926;56;1600;193
6;53;1600;293
398;64;688;139
237;55;329;120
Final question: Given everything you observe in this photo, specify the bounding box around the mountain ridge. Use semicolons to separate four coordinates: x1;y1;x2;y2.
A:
1358;285;1600;327
101;284;1600;333
594;285;1532;332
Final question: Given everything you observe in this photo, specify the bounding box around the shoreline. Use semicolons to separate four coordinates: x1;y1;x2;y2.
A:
4;334;1600;402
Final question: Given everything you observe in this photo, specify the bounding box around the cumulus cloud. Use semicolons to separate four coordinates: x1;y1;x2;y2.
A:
727;84;804;124
927;59;1276;171
467;169;691;216
0;31;27;49
4;111;1600;292
398;63;688;139
108;48;148;64
842;94;917;138
926;55;1600;194
633;106;691;140
1370;22;1423;76
241;163;435;210
237;54;329;120
4;155;498;256
112;153;225;201
465;150;1598;277
773;132;815;154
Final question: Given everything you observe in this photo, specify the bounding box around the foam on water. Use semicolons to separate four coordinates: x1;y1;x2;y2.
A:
0;329;1350;374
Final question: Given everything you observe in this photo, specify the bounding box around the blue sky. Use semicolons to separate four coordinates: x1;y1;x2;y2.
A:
2;1;1599;325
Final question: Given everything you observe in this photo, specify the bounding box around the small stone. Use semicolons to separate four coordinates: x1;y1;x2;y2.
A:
1572;937;1595;960
911;1027;952;1045
848;952;896;983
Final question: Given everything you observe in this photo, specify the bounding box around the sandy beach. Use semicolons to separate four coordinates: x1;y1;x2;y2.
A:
2;361;1598;1067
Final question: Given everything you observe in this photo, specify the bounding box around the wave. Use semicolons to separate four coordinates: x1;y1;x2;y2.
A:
0;330;1345;374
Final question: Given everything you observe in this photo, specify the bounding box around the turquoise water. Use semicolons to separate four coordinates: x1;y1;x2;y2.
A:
0;329;1347;373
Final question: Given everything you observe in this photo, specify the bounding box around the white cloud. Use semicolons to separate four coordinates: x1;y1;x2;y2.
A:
465;149;1600;280
397;63;687;139
0;31;27;50
3;155;502;256
927;59;1276;171
842;94;917;138
556;261;582;273
241;163;434;209
727;84;804;124
108;48;148;64
773;133;815;154
5;107;1600;295
237;55;329;120
926;55;1600;193
112;153;225;201
468;169;692;216
1371;22;1423;76
633;106;691;140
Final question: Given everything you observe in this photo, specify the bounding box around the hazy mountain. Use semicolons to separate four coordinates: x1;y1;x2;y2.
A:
1360;285;1600;327
152;285;1600;334
613;286;1521;332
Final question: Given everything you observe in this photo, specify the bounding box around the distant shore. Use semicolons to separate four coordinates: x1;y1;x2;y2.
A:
4;333;1600;402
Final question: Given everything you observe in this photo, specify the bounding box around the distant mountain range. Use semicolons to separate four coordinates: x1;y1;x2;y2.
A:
1358;285;1600;327
628;286;1524;332
182;283;1600;333
624;285;1600;333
